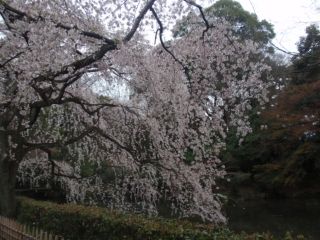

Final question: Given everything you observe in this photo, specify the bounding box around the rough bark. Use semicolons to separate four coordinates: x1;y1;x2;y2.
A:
0;130;19;219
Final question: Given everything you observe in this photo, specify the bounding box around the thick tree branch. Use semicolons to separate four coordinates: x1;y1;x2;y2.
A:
123;0;156;42
24;127;95;152
60;96;118;115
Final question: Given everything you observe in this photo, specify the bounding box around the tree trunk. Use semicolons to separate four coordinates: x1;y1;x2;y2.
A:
0;159;19;218
0;130;19;219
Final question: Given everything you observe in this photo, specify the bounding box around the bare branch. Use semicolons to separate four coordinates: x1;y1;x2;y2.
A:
123;0;157;42
183;0;210;39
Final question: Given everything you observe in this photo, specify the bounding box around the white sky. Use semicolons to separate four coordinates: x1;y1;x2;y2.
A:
235;0;319;53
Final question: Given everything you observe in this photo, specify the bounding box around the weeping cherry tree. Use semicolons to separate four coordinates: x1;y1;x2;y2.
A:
0;0;270;221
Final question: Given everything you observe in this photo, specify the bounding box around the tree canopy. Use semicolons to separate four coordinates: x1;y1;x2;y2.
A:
0;0;270;222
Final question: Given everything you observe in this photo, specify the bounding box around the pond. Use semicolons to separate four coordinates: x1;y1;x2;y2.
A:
225;198;320;238
157;198;320;238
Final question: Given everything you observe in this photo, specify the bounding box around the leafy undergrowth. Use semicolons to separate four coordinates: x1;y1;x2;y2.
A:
15;197;308;240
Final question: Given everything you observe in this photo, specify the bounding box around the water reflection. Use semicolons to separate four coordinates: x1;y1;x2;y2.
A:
225;198;320;238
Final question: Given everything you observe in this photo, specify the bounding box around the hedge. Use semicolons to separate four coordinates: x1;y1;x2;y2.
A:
0;196;306;240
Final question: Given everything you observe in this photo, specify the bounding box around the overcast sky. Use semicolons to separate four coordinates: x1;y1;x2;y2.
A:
234;0;319;53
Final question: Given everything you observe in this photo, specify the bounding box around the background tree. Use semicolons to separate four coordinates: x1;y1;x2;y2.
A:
0;0;270;222
173;0;275;53
291;24;320;84
254;24;320;187
206;0;275;53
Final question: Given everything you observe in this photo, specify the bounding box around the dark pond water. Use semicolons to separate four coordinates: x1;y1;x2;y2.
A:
225;198;320;239
157;198;320;238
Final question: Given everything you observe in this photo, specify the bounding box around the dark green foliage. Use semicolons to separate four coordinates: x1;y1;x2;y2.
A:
206;0;275;52
253;109;320;186
219;106;265;175
292;24;320;85
184;147;195;165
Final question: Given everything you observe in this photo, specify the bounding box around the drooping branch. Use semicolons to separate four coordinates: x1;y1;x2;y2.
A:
0;51;24;68
60;96;118;115
150;7;192;88
40;147;55;188
41;147;91;181
92;126;133;154
24;126;96;152
183;0;210;39
88;130;177;174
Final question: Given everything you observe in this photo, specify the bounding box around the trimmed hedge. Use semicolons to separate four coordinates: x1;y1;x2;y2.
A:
16;197;219;240
13;197;306;240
